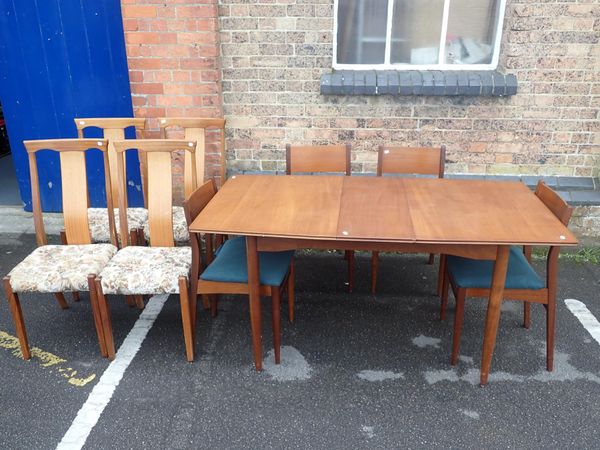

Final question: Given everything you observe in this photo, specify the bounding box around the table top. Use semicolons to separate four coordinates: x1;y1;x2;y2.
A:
189;175;578;246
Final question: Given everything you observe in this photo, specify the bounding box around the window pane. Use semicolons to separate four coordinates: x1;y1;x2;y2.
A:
390;0;445;65
445;0;501;65
337;0;388;65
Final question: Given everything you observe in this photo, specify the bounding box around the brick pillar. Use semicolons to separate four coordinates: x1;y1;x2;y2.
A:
121;0;223;187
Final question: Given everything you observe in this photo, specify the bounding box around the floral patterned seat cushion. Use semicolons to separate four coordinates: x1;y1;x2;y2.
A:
87;207;148;243
8;244;117;293
143;206;189;244
99;246;192;295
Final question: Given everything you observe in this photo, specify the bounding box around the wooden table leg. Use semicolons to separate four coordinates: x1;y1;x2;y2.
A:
480;245;510;385
246;236;263;371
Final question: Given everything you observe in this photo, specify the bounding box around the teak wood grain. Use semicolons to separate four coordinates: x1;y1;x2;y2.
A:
113;139;197;247
159;117;227;189
377;145;446;177
285;144;351;175
403;178;578;246
75;118;147;208
337;177;413;242
24;139;113;246
188;175;577;384
191;175;344;239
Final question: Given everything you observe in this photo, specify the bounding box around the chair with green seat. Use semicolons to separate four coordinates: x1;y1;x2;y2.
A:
285;143;355;293
439;181;573;371
184;179;295;364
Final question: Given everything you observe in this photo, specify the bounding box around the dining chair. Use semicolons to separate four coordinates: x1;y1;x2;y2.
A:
134;118;227;246
371;145;446;294
3;139;118;360
285;143;355;292
94;140;197;361
184;180;295;364
74;117;147;245
439;181;573;371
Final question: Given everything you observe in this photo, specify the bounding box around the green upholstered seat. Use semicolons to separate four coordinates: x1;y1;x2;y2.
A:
447;246;545;290
200;236;293;286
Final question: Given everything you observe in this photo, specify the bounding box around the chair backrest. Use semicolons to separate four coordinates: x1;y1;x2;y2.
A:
23;138;115;247
535;181;572;226
285;144;351;175
183;179;218;271
75;118;146;208
113;139;197;247
377;145;446;178
534;181;573;290
159;118;226;196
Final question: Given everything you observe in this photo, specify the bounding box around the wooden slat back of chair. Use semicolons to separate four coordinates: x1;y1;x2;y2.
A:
535;181;572;226
183;179;217;228
113;139;197;247
23;139;113;246
285;144;351;175
159;118;226;194
75;118;147;208
534;181;573;291
377;145;446;178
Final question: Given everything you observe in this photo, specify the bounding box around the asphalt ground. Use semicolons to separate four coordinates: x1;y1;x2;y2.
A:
1;233;600;449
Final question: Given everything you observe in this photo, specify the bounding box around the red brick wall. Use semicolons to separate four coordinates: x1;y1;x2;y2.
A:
120;0;223;186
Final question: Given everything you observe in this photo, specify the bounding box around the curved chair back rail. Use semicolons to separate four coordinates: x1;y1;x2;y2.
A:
159;117;226;195
23;138;115;246
112;139;197;248
74;118;147;208
377;145;446;178
285;143;351;175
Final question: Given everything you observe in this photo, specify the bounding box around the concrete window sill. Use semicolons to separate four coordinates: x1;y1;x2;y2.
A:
320;70;517;97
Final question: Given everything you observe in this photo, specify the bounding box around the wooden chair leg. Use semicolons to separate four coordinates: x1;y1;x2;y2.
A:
95;278;115;360
210;294;218;318
60;229;68;245
427;253;435;265
287;259;295;323
3;277;31;360
440;267;450;321
271;287;281;364
134;295;145;310
371;251;379;295
451;288;466;366
71;291;81;302
346;250;355;293
54;293;69;310
546;299;556;371
437;254;447;297
129;229;138;247
125;296;136;307
87;275;108;358
179;277;195;362
137;228;147;246
201;294;210;311
523;302;531;329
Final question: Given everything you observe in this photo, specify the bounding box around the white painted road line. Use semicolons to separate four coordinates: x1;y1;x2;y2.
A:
56;294;169;450
565;298;600;347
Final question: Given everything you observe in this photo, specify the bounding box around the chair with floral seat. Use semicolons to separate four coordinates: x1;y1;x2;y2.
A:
184;179;295;364
74;117;147;245
439;181;573;371
3;138;118;359
94;139;198;361
138;117;227;246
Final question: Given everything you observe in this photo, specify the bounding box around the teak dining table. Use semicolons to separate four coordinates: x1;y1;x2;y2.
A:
189;175;578;385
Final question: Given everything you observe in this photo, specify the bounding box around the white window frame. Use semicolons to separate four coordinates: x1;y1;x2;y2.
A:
333;0;507;71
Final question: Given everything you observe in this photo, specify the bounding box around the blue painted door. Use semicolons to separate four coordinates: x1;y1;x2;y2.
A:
0;0;143;211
